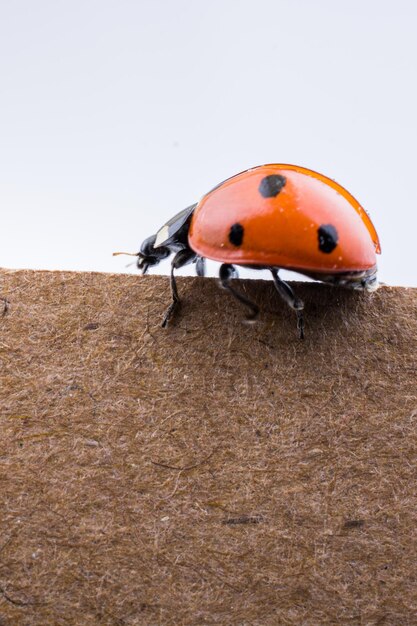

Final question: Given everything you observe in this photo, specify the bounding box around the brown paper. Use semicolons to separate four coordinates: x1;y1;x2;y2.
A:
0;269;416;624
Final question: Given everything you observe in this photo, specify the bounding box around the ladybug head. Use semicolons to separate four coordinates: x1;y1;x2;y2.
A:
137;234;170;274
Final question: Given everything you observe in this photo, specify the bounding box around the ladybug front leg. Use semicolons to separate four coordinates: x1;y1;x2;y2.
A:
270;269;304;339
162;249;197;328
219;264;259;321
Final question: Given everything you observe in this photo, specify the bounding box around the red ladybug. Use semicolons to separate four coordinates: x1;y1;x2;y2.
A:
136;164;381;338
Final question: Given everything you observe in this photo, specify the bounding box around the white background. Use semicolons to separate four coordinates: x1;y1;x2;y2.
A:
1;0;416;286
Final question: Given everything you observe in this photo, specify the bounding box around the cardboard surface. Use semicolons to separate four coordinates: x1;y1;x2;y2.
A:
0;269;416;625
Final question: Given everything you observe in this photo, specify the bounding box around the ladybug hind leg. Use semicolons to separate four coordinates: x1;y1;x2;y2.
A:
219;264;259;322
270;269;305;339
162;249;197;328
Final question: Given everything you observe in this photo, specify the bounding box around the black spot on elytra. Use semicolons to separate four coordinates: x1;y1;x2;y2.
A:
229;223;244;246
259;174;286;198
318;224;338;253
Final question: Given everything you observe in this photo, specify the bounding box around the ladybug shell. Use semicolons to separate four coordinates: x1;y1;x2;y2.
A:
188;164;381;273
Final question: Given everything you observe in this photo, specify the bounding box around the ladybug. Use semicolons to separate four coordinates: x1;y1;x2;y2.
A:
136;164;381;338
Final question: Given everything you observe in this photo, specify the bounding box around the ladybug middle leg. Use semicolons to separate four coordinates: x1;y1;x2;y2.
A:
195;256;206;277
162;249;197;328
219;264;259;321
270;268;305;339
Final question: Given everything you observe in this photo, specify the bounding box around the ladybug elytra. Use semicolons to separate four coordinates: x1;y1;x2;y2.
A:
136;164;381;338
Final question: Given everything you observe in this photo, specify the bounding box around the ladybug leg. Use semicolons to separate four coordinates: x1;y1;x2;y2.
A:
162;248;196;328
195;256;206;277
270;269;305;339
219;264;259;321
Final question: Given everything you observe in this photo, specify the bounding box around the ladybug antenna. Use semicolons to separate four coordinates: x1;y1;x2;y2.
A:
113;251;151;273
112;251;140;257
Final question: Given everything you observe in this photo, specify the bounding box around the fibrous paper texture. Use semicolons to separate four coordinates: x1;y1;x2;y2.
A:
0;270;416;625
